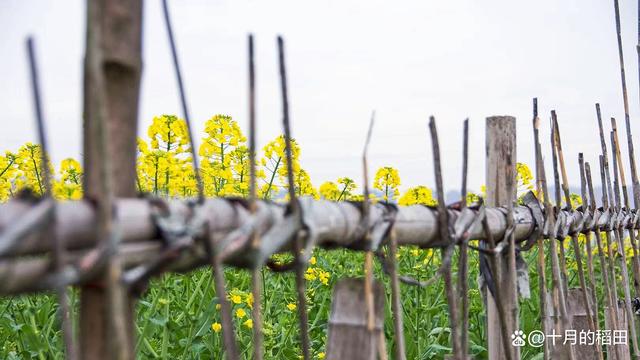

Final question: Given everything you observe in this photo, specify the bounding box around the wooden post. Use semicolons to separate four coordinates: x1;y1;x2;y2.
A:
80;0;143;358
545;289;599;359
325;278;385;360
604;305;631;360
486;116;518;360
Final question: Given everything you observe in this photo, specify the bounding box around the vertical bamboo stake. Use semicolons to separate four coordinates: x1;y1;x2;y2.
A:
247;34;264;360
361;111;377;350
532;99;549;360
579;155;600;324
503;123;520;359
611;118;640;298
552;117;601;356
80;0;142;358
612;0;640;208
598;155;629;360
597;105;621;312
429;117;461;359
387;225;406;360
360;111;386;358
603;162;622;320
608;131;640;358
277;36;311;360
505;124;519;357
550;111;569;299
26;37;77;360
386;118;405;358
536;114;573;359
586;162;623;360
458;118;470;360
485;116;518;360
161;0;204;202
600;156;621;304
161;1;238;357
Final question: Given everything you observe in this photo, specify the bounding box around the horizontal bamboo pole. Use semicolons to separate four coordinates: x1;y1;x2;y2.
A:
1;197;533;256
0;196;635;295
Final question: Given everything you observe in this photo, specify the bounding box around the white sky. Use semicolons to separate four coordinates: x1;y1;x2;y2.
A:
1;0;640;194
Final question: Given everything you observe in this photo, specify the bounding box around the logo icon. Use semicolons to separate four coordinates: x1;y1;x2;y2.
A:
511;330;526;347
528;330;545;347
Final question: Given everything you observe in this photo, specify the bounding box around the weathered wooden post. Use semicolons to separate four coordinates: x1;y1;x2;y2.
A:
80;0;143;358
545;288;600;359
325;278;386;360
485;116;519;360
603;304;631;360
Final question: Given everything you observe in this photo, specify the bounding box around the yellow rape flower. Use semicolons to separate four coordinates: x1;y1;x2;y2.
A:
199;114;250;197
211;322;222;333
287;303;297;311
319;181;340;200
243;319;253;329
236;308;246;319
373;167;401;202
318;177;355;201
516;162;534;194
136;115;195;197
336;178;356;200
304;268;317;281
245;293;254;309
309;256;317;265
318;271;330;286
15;143;54;196
318;352;325;359
231;294;242;304
399;186;436;206
260;135;317;200
294;169;319;199
0;151;19;201
53;158;83;200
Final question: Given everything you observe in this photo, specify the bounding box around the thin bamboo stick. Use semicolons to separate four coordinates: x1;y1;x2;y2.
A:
387;225;406;360
277;36;311;360
429;117;461;359
608;130;640;358
596;105;622;315
360;111;376;332
552;116;600;356
458;119;470;360
611;118;640;298
594;157;625;360
550;111;570;300
543;112;573;359
532;99;549;360
26;37;77;360
611;0;640;209
247;33;264;360
161;1;238;357
578;155;603;360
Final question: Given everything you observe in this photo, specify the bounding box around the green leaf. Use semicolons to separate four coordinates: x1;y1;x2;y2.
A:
149;316;168;326
428;327;451;336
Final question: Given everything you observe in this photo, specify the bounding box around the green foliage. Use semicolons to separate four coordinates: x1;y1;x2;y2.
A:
1;244;574;359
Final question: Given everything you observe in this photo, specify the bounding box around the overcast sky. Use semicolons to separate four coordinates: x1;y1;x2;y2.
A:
1;0;640;194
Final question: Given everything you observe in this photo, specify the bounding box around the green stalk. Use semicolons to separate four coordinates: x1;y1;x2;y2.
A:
160;300;169;358
263;157;281;200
